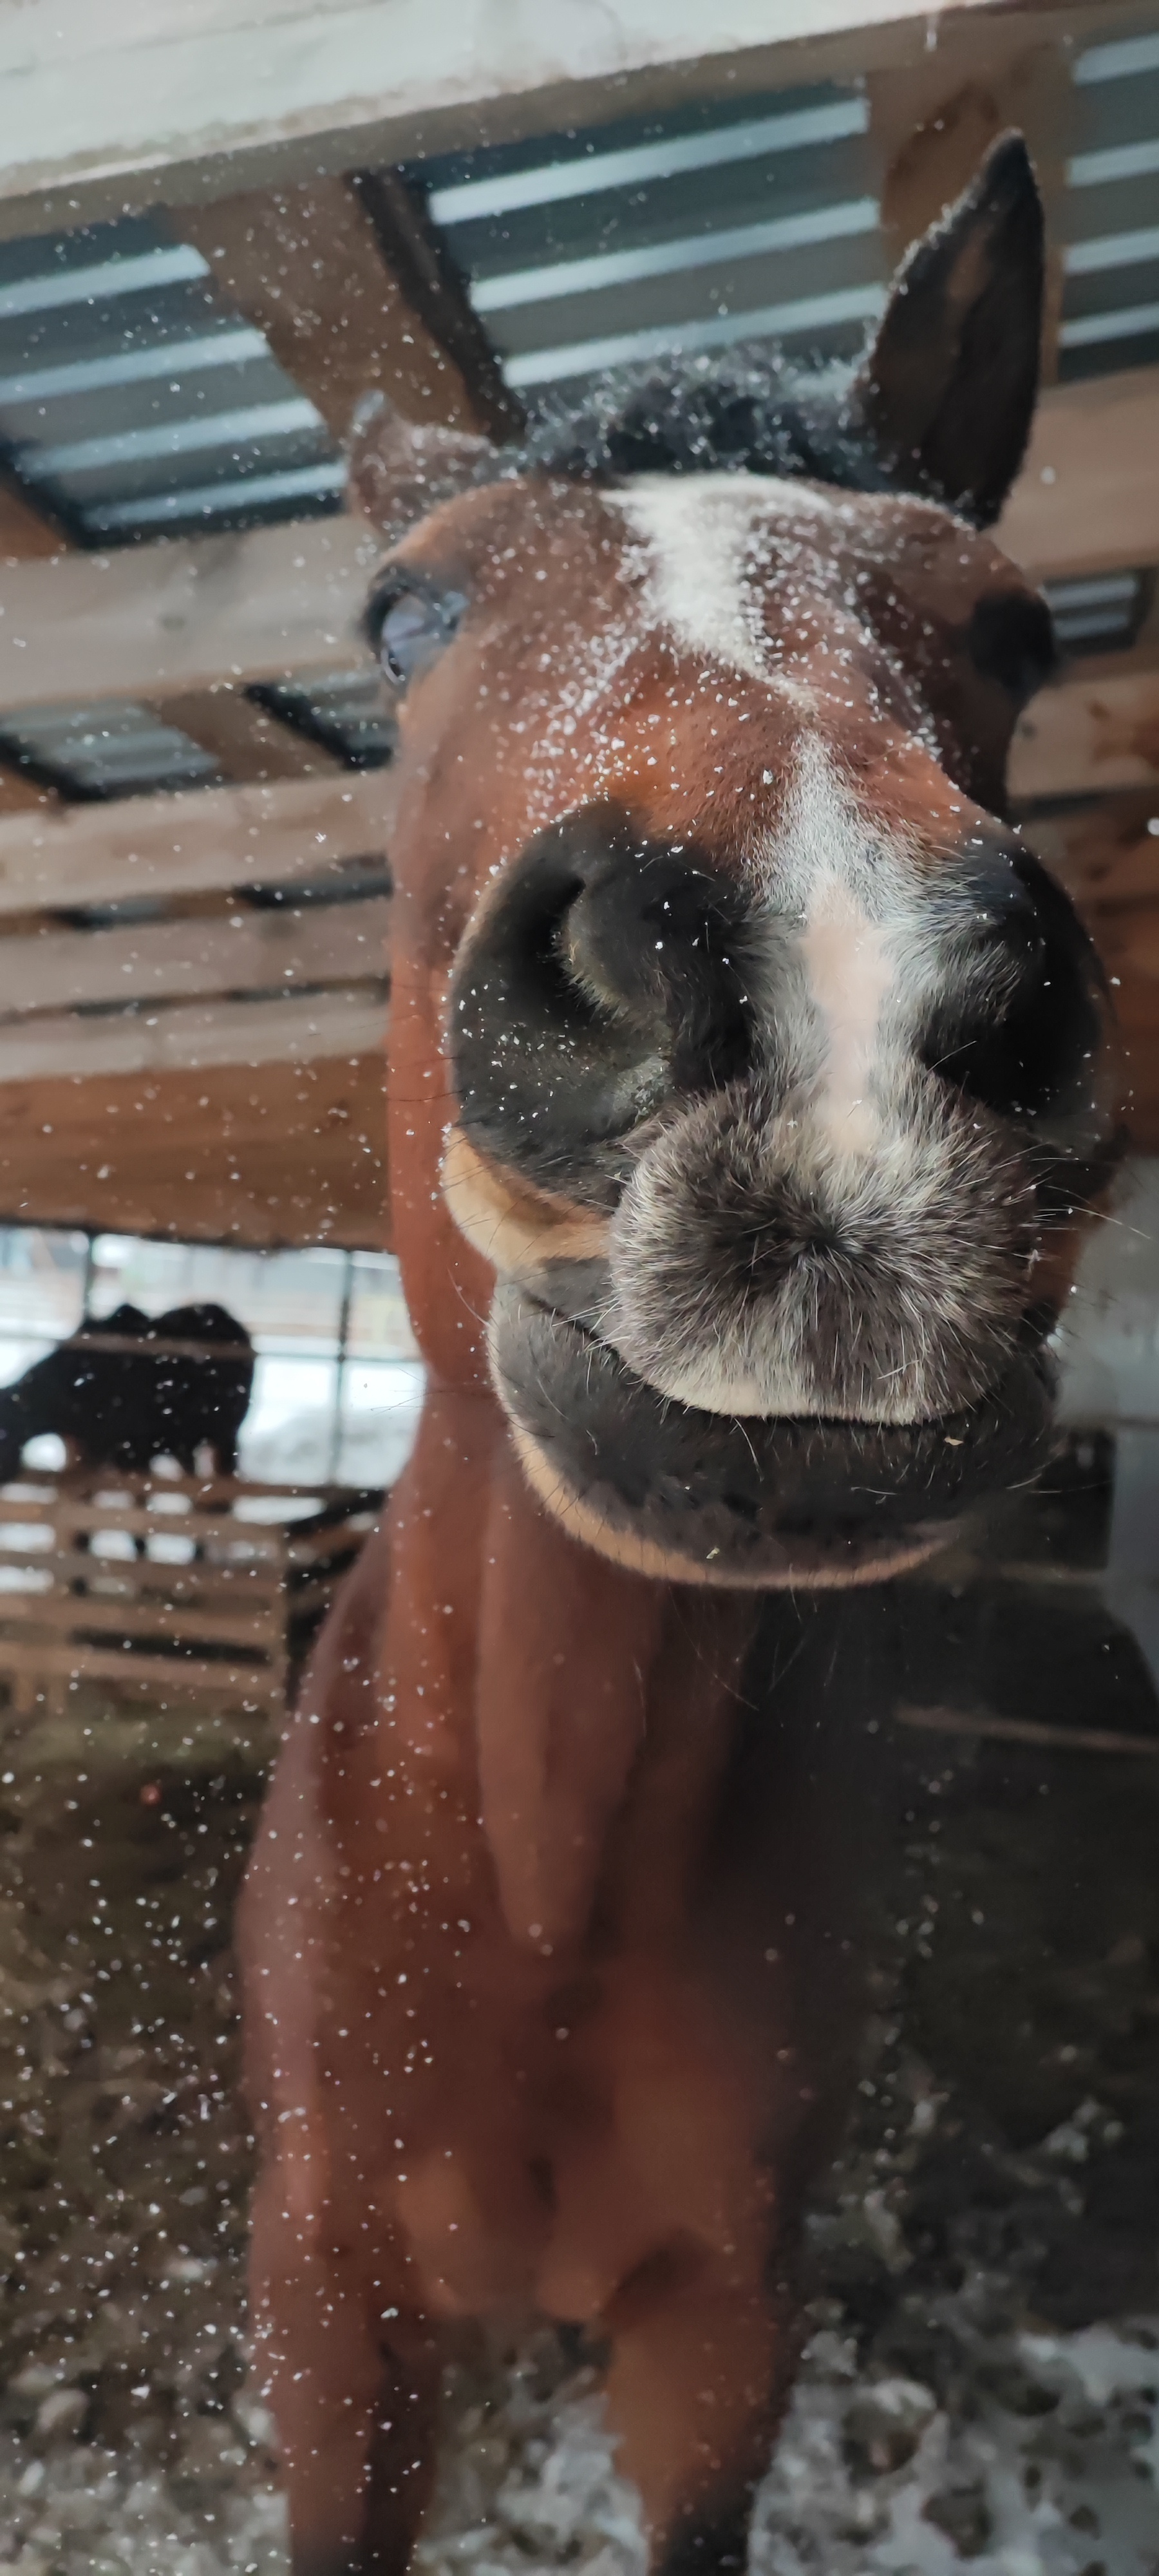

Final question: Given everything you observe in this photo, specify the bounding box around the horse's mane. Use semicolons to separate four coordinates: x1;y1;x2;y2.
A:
514;341;899;499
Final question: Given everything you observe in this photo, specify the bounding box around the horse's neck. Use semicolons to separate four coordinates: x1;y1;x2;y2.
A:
375;1387;759;1955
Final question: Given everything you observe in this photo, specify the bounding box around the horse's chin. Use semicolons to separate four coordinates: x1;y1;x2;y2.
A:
487;1282;1058;1590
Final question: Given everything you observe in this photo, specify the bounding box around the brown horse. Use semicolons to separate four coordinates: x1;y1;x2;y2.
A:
240;138;1118;2574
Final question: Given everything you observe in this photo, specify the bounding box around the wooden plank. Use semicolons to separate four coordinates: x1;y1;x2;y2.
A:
349;169;524;441
1026;790;1159;913
0;1635;285;1701
0;896;391;1019
895;1703;1159;1759
0;1589;281;1650
0;1550;287;1601
173;178;480;438
0;1494;283;1547
0;984;389;1082
0;1466;359;1508
0;1051;388;1249
1010;668;1159;804
0;471;66;562
0;0;1042;231
154;686;341;784
0;513;376;714
0;770;395;916
0;770;59;820
1001;370;1159;583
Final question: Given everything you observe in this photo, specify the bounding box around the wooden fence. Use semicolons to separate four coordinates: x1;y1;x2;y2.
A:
0;1468;381;1715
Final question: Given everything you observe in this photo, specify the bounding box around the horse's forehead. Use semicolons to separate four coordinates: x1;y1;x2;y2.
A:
602;475;833;687
610;469;849;566
492;471;990;691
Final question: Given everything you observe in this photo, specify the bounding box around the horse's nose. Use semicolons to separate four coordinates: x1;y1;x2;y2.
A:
450;808;752;1206
604;1073;1039;1425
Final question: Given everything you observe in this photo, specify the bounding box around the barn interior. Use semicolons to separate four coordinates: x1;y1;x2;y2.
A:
2;2;1159;2570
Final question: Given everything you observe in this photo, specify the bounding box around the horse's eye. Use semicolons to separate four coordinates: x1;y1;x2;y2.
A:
374;587;465;688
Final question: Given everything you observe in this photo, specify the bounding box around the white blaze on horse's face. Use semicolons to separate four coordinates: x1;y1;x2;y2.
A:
573;478;985;1425
611;475;824;695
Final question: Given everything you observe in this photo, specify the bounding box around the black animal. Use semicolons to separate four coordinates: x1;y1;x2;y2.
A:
0;1302;254;1481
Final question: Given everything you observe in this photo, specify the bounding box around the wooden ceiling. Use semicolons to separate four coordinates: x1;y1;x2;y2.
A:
0;0;1157;1249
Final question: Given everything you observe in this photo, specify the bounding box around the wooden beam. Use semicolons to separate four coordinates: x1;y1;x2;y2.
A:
0;513;375;715
1000;372;1159;583
0;897;391;1019
1026;790;1159;914
1;0;1084;234
0;1054;388;1248
153;685;342;785
0;770;395;916
0;770;59;821
0;471;66;562
348;169;524;442
172;178;481;439
0;985;388;1083
1010;667;1159;805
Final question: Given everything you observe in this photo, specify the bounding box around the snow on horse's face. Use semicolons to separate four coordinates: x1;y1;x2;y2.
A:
355;140;1118;1590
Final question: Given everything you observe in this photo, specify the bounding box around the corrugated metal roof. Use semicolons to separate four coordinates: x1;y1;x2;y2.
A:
0;699;224;799
410;80;885;393
0;674;394;801
1062;26;1159;380
415;48;1159;401
1043;568;1153;654
247;670;396;770
0;214;343;545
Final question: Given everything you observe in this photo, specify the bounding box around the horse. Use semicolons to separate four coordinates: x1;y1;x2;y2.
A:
240;136;1120;2576
0;1300;254;1481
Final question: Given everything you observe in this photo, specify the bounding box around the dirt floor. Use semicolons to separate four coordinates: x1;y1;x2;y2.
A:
1;1463;1158;2575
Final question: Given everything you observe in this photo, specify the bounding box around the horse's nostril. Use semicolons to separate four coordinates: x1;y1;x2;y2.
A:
922;848;1106;1125
450;810;755;1200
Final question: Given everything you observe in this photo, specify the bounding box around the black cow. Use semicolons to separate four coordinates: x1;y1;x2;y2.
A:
0;1302;254;1481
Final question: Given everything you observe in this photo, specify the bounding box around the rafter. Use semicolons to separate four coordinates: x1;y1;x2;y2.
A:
0;896;391;1021
0;770;396;915
0;1054;388;1248
0;514;376;715
0;985;388;1083
172;178;482;440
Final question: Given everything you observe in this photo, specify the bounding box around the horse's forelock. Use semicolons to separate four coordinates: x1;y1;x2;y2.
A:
513;346;892;502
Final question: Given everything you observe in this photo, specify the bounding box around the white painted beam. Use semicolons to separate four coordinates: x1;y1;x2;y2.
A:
0;770;395;915
0;984;389;1081
0;0;1007;222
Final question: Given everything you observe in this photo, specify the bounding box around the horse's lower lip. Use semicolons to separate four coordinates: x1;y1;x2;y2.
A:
488;1283;1057;1588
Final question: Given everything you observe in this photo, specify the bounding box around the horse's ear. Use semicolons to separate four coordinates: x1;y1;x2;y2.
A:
853;131;1044;527
348;393;497;540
